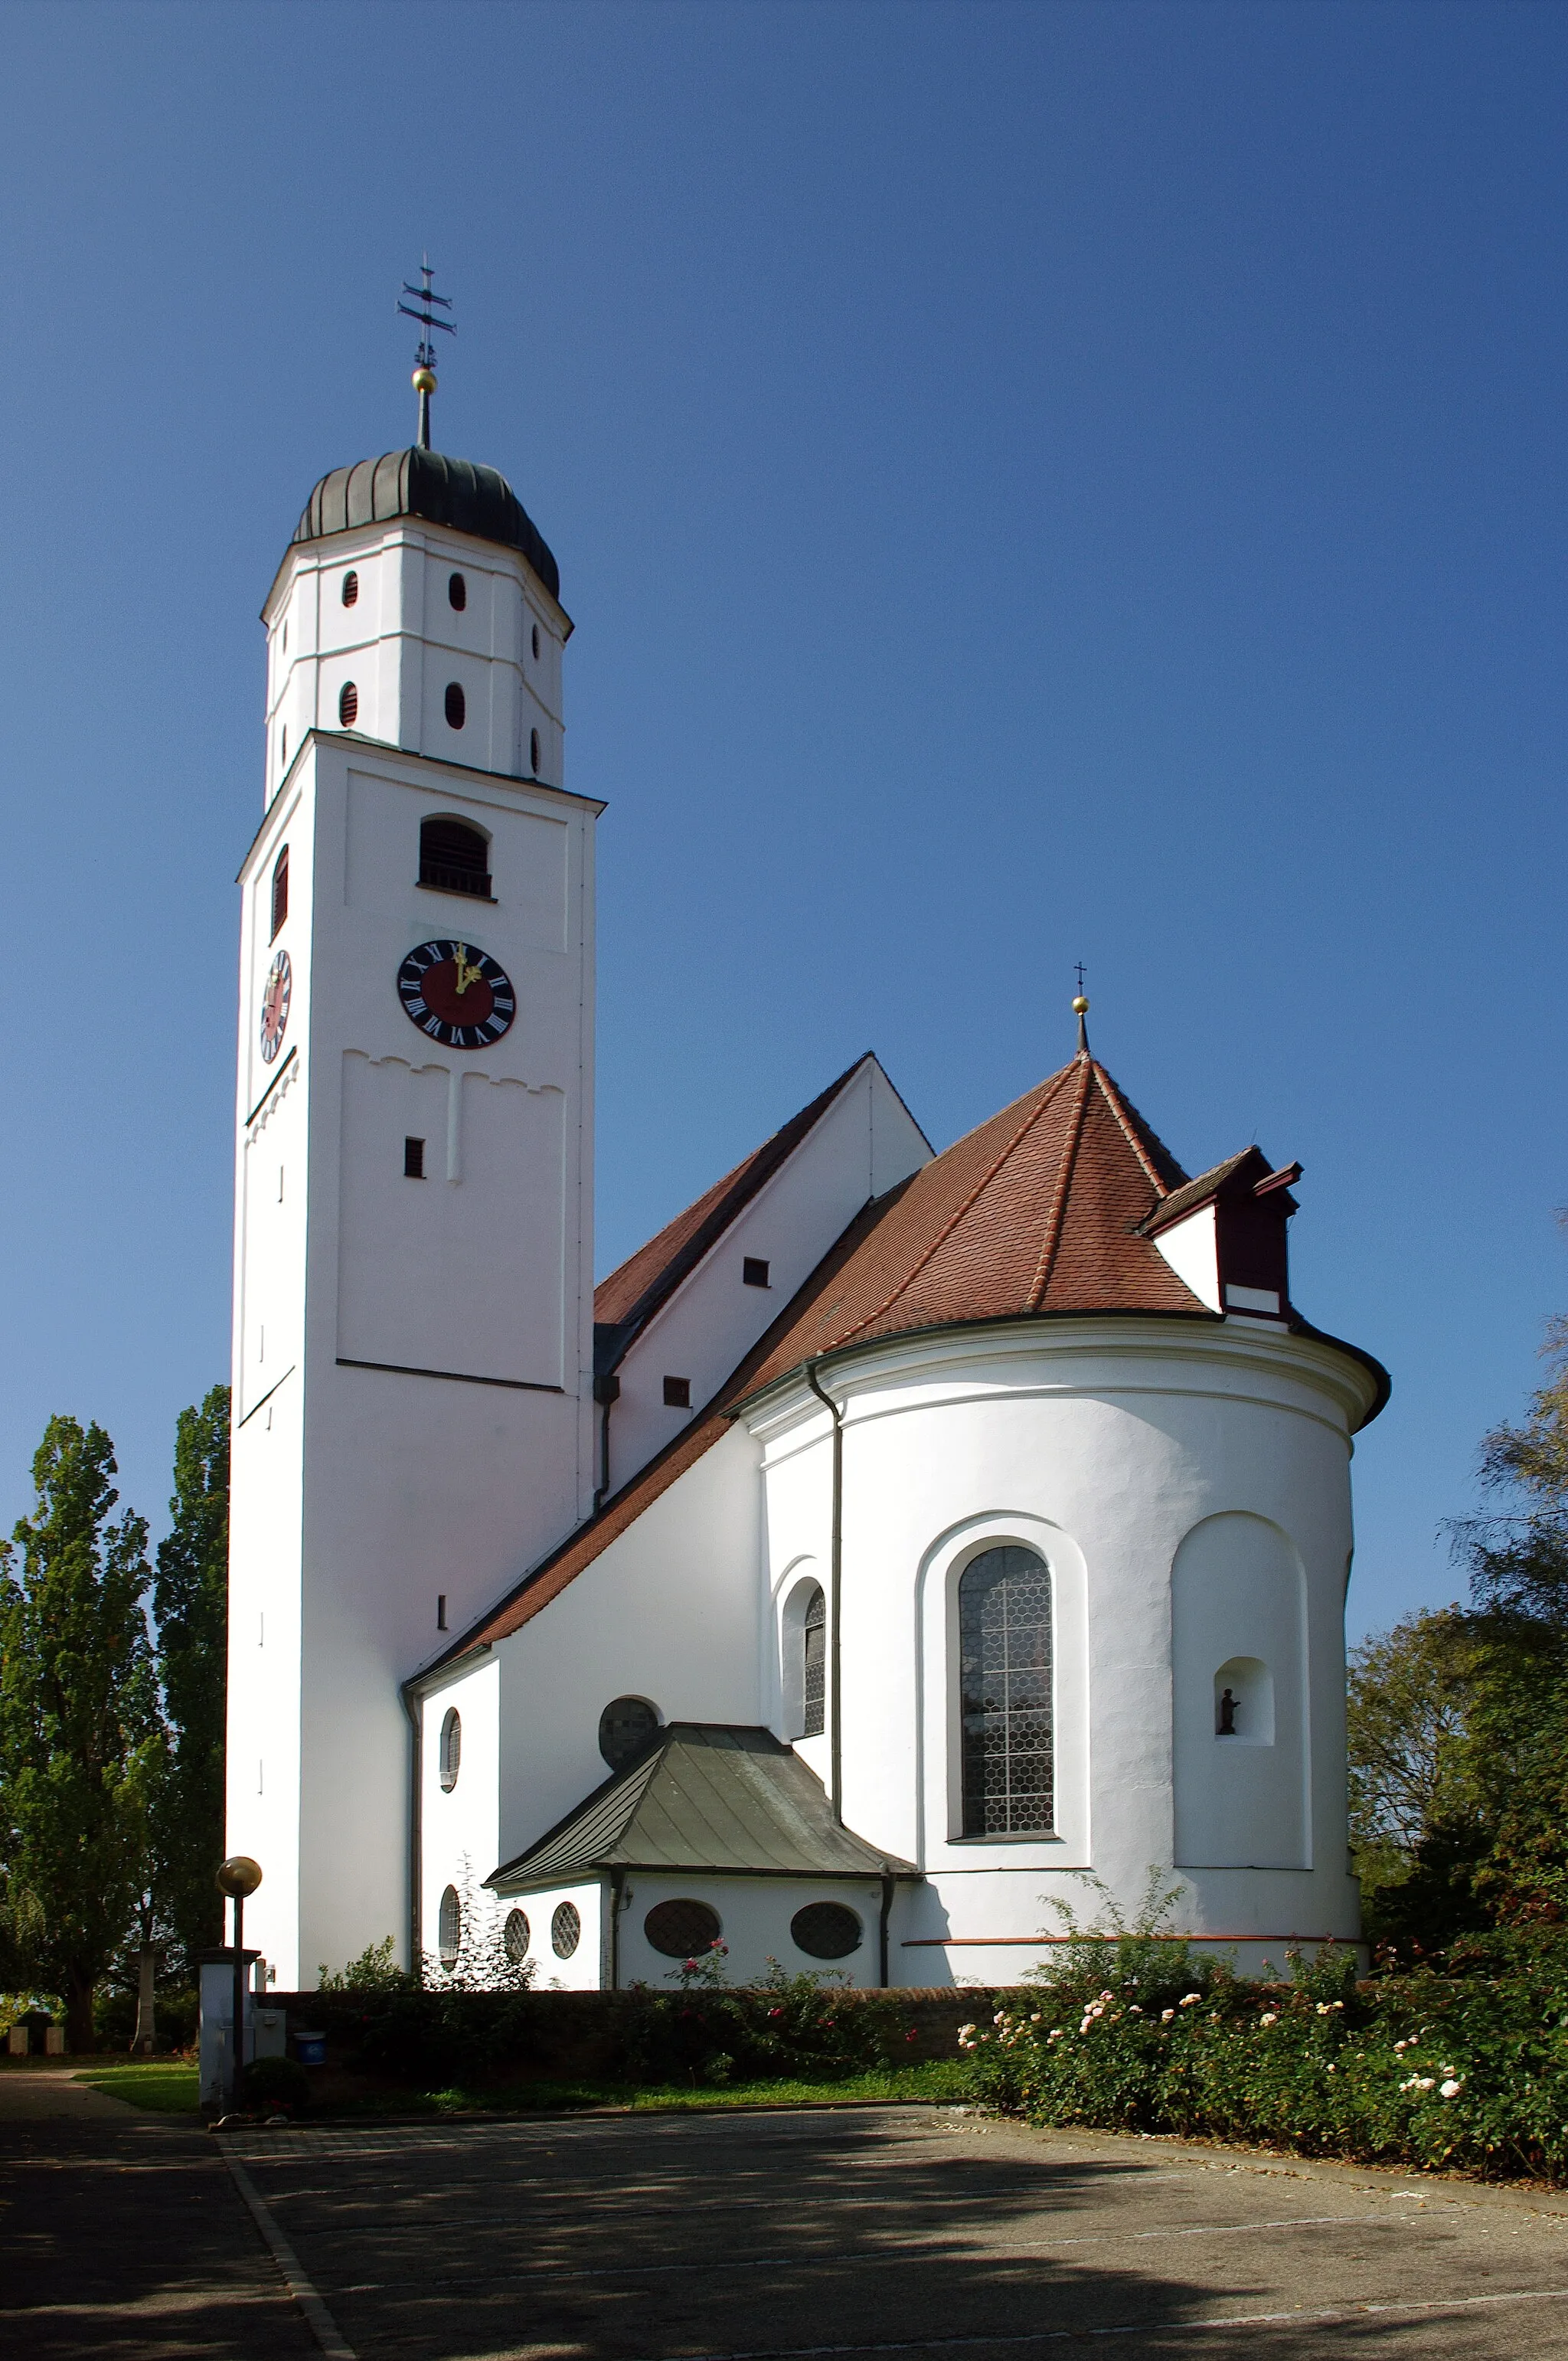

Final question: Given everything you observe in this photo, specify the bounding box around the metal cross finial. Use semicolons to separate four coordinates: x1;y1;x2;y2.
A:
1071;963;1090;1056
398;256;456;450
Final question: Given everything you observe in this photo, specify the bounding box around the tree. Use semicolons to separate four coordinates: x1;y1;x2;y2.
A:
148;1387;230;1981
0;1418;158;2049
1346;1607;1490;1943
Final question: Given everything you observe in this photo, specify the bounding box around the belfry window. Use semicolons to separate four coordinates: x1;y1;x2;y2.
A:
419;816;492;898
959;1545;1054;1836
802;1584;826;1738
270;845;289;940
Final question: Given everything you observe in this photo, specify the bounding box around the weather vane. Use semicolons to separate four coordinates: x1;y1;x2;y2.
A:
1072;963;1090;1055
398;257;456;450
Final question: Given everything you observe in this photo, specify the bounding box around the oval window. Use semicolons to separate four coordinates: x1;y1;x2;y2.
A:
341;570;359;607
530;728;541;773
599;1696;660;1771
445;681;466;730
790;1901;862;1959
551;1902;580;1958
338;681;359;728
449;571;467;611
503;1908;530;1963
644;1898;722;1959
438;1883;461;1967
531;623;541;660
439;1707;461;1792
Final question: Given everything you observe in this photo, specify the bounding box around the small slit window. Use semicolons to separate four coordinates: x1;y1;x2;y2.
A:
445;681;466;730
419;815;492;898
551;1902;580;1958
644;1898;721;1958
438;1883;461;1966
531;623;541;660
743;1257;770;1288
503;1908;530;1962
663;1375;691;1409
530;727;541;773
338;681;358;728
439;1708;461;1791
404;1136;425;1179
270;845;289;940
802;1584;826;1738
341;570;358;607
448;571;467;611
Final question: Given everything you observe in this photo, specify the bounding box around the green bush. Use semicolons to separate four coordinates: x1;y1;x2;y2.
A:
93;1985;198;2052
959;1928;1568;2183
621;1947;913;2088
240;2054;312;2114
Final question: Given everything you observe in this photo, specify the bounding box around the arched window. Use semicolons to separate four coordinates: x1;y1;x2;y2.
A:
439;1708;461;1792
270;845;289;940
802;1584;826;1738
438;1883;461;1967
959;1545;1054;1836
599;1696;660;1771
419;816;492;899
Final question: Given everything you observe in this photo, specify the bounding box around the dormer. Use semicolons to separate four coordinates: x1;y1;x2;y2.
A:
259;447;571;806
1142;1147;1302;1321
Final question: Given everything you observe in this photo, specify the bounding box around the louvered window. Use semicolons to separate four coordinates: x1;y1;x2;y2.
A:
419;816;491;898
802;1584;826;1738
449;571;467;610
338;681;358;728
270;845;289;941
959;1545;1054;1836
341;570;358;607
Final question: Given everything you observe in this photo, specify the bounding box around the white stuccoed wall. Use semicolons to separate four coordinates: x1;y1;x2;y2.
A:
227;720;599;1989
605;1059;929;1493
744;1316;1377;1983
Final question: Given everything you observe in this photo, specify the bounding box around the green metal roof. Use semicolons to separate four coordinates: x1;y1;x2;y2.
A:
292;448;560;602
487;1724;918;1892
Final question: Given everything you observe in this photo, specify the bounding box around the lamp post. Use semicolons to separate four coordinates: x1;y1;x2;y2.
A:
215;1856;263;2110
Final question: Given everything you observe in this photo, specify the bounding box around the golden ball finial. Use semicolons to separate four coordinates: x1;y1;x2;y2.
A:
1072;994;1089;1016
412;364;438;394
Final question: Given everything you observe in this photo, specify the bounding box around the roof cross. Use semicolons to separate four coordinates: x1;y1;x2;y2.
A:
1072;963;1090;1055
398;256;456;450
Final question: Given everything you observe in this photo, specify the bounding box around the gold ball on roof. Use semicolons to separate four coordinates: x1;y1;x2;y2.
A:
1072;995;1089;1015
412;365;438;394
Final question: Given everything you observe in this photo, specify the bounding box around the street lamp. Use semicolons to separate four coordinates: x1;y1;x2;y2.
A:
216;1856;263;2110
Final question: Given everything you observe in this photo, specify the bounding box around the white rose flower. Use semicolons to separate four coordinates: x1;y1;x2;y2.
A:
1440;2078;1464;2098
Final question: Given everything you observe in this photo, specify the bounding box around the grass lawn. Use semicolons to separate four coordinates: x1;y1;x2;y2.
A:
74;2056;972;2120
75;2062;200;2113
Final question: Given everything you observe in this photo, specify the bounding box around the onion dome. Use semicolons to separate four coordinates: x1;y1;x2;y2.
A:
292;447;560;602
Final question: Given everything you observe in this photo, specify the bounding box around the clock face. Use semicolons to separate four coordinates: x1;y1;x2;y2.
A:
260;950;292;1064
397;939;516;1050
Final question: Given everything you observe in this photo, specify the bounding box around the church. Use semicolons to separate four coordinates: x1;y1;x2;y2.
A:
224;371;1389;1996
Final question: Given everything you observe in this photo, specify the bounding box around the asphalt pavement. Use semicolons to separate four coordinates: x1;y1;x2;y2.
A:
8;2090;1568;2359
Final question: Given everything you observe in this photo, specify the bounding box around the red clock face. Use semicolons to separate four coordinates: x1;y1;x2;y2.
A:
397;940;515;1049
260;950;292;1064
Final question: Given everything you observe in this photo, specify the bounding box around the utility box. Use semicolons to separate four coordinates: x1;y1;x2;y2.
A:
198;1948;262;2111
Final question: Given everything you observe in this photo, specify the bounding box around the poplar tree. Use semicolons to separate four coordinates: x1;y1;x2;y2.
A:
0;1418;158;2049
148;1386;230;1973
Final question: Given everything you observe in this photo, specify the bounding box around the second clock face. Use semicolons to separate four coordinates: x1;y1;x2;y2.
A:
397;939;516;1049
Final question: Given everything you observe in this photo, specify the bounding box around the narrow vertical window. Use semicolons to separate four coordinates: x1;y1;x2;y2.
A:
531;623;541;660
338;681;358;727
439;1709;462;1790
530;727;541;773
445;681;466;730
404;1136;426;1179
438;1884;461;1965
448;571;467;611
270;845;289;940
959;1545;1054;1836
341;570;359;607
802;1584;826;1738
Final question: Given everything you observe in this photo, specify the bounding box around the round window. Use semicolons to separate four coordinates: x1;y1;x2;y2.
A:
551;1902;581;1958
599;1696;660;1771
338;681;358;728
439;1707;461;1792
449;571;467;611
644;1898;722;1958
530;727;541;773
438;1883;461;1967
341;570;358;608
445;681;466;730
503;1908;530;1963
790;1901;862;1959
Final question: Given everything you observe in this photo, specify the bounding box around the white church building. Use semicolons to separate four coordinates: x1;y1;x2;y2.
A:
225;413;1389;1995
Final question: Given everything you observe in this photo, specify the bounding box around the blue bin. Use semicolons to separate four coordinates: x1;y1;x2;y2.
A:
293;2030;327;2066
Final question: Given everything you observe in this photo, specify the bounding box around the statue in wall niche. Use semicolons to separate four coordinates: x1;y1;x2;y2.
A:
1217;1687;1238;1736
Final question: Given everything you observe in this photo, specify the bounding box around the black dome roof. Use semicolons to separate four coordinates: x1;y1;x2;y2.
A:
292;447;560;602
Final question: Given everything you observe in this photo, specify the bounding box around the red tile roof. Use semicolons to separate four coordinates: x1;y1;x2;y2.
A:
423;1051;1382;1667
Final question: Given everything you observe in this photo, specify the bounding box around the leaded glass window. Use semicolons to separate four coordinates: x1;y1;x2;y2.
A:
959;1545;1054;1836
802;1584;826;1738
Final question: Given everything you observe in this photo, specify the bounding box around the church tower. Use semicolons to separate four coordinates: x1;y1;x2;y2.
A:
225;335;597;1986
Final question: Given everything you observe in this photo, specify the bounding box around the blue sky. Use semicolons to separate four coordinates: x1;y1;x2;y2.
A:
1;0;1563;1638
